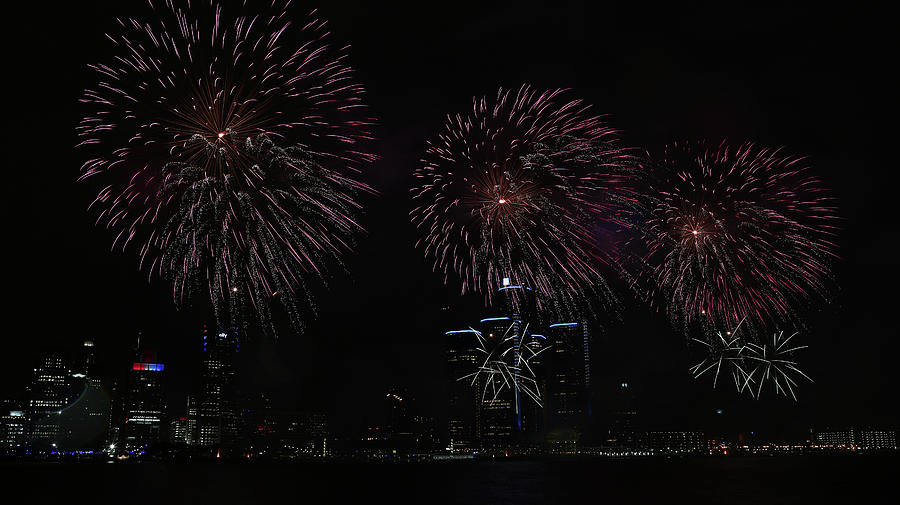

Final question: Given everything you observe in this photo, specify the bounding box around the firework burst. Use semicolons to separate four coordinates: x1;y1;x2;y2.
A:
77;1;375;333
689;319;748;391
411;85;634;318
690;319;813;400
459;323;548;409
622;141;838;332
741;330;813;400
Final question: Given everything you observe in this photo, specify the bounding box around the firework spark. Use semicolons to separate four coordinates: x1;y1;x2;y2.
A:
77;1;375;333
622;141;838;332
459;323;548;409
411;85;634;318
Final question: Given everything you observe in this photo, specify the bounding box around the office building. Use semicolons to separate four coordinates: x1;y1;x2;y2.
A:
27;352;72;449
446;328;481;450
125;350;166;450
198;325;241;453
546;321;592;448
56;340;110;450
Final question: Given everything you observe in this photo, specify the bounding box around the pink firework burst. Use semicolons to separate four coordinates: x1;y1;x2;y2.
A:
622;141;839;333
411;85;635;318
77;1;376;333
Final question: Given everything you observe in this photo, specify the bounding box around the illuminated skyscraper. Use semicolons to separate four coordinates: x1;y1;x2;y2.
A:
169;395;199;446
198;325;241;454
125;349;166;450
1;401;27;454
184;395;198;446
446;279;546;451
476;316;520;449
27;352;72;450
76;340;102;389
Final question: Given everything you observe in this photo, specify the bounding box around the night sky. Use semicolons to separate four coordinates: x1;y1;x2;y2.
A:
3;2;895;440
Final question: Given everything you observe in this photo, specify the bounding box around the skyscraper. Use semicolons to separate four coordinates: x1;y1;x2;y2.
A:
168;395;198;446
27;352;71;450
184;395;198;446
1;400;26;454
198;325;241;454
125;349;166;451
445;279;546;451
475;316;519;449
56;340;110;451
546;321;592;449
446;329;481;450
607;380;641;450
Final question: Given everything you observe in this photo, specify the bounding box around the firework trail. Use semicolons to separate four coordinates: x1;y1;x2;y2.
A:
621;141;838;333
411;85;634;319
77;1;375;333
459;323;548;409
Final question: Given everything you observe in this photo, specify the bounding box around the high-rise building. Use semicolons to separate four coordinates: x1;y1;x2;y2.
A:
446;328;481;450
125;350;166;451
546;321;592;448
607;380;641;450
169;396;199;446
813;427;856;448
302;411;329;457
27;352;72;450
1;401;27;454
521;331;548;445
857;429;898;450
198;325;241;454
57;340;110;451
184;395;198;446
475;316;522;449
445;280;547;451
76;340;102;389
105;378;124;452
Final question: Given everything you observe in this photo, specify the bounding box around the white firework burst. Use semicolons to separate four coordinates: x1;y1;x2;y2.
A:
689;318;749;392
690;319;813;400
741;330;813;400
459;323;548;409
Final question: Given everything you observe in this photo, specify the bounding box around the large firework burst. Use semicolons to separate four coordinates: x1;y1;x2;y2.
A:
77;1;375;333
459;323;548;409
411;85;634;318
622;141;838;332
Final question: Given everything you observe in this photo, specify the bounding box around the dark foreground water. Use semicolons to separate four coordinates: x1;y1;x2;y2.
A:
4;454;898;504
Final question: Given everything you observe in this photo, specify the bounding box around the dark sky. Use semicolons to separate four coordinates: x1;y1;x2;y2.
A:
3;2;896;440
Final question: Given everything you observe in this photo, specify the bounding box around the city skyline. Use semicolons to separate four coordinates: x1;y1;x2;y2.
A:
3;329;896;459
3;0;896;450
